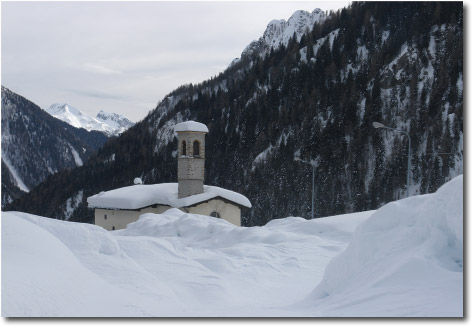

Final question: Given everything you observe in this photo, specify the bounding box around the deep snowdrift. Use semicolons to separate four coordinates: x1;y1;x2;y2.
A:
304;175;463;317
2;208;371;317
2;176;462;316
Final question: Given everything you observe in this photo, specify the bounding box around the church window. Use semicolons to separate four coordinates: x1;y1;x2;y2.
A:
193;140;200;157
182;141;187;156
210;211;220;218
104;214;107;220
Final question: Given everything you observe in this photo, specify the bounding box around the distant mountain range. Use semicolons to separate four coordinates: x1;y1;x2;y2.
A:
1;87;109;207
45;103;134;137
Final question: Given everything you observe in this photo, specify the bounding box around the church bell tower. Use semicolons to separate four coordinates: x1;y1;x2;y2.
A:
174;121;209;198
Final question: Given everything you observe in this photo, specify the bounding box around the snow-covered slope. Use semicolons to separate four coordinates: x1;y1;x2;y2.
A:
2;207;371;317
241;8;326;58
2;175;462;317
96;110;134;135
304;175;463;317
45;103;134;136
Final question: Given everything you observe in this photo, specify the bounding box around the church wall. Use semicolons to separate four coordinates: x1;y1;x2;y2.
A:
95;199;241;231
187;199;241;226
95;205;170;231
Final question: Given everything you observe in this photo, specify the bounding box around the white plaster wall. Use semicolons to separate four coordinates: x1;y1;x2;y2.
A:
95;206;171;231
95;200;241;230
187;199;241;226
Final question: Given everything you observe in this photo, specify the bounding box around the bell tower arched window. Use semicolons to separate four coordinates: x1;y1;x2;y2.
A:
182;140;187;156
193;140;200;157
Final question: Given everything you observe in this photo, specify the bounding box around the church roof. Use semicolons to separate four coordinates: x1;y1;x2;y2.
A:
174;121;209;133
87;183;251;210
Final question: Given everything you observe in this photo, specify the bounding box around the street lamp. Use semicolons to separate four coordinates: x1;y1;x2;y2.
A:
294;157;318;219
373;122;412;197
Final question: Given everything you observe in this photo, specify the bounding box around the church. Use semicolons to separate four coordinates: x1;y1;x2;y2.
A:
87;121;251;230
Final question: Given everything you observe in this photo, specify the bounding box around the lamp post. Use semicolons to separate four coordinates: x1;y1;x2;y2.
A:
294;157;318;219
373;122;412;197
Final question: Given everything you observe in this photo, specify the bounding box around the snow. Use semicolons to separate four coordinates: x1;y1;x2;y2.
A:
311;28;340;59
303;175;463;317
2;207;371;317
64;190;84;221
87;183;251;209
45;103;133;136
357;45;369;62
96;110;135;135
45;103;115;134
1;154;29;192
358;97;366;122
328;29;340;50
457;72;463;96
242;9;326;57
69;145;83;167
381;30;390;44
429;34;437;60
252;130;292;171
174;120;209;133
299;46;307;62
2;176;463;316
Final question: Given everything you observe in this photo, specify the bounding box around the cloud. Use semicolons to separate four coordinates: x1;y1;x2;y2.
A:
81;63;122;75
65;88;129;101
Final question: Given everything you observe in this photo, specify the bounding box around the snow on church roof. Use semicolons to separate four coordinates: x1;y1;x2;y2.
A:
174;121;209;133
87;183;251;210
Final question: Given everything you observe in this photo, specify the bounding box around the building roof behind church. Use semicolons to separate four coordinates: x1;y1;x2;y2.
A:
87;183;251;210
174;121;209;133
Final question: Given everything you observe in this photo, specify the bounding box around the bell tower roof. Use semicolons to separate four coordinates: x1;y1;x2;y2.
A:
174;121;209;133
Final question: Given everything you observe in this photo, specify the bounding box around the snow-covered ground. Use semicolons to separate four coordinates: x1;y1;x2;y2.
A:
2;176;462;317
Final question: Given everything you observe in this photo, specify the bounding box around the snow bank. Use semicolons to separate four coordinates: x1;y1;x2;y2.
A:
87;183;251;209
174;121;209;133
1;212;183;317
2;208;369;317
304;175;463;317
3;176;462;317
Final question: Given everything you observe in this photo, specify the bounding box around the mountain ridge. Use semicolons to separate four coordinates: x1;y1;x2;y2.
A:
45;103;134;136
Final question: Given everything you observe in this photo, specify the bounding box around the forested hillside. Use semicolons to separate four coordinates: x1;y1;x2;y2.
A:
1;87;108;207
7;2;463;226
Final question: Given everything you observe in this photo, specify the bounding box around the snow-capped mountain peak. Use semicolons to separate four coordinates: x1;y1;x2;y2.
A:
241;8;326;58
96;110;135;135
45;103;134;136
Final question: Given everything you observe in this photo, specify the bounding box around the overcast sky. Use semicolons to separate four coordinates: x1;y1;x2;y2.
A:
2;1;350;122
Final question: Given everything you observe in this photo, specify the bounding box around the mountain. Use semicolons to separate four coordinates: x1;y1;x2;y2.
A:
96;110;135;135
1;86;108;207
241;8;326;59
7;2;463;226
45;103;134;136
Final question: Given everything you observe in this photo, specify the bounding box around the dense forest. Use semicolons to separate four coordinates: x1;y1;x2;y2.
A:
7;2;463;226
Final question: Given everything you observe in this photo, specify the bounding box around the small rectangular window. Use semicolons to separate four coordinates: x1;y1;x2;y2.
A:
112;226;115;230
104;214;107;220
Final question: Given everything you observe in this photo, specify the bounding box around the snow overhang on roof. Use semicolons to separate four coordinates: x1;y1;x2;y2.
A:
174;121;209;133
87;183;251;210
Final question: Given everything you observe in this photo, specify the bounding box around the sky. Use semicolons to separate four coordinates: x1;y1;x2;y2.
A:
1;1;350;122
